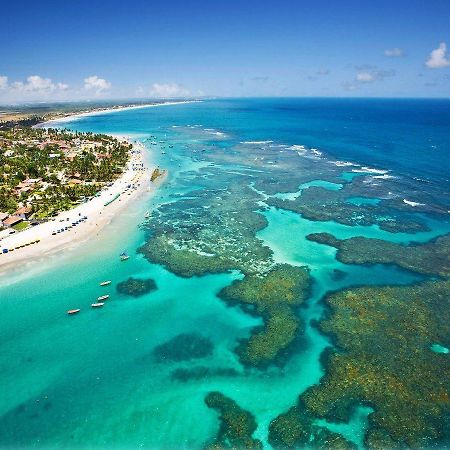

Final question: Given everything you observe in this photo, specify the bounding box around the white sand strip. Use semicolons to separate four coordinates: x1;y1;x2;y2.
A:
0;139;164;273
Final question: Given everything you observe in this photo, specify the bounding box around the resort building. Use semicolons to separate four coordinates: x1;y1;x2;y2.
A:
14;206;33;219
0;212;9;226
2;216;22;228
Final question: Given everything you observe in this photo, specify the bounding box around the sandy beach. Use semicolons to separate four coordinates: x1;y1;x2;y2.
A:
0;100;199;274
0;109;169;274
42;100;200;127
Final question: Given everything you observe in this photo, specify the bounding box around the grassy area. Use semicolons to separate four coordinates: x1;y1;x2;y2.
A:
12;221;29;231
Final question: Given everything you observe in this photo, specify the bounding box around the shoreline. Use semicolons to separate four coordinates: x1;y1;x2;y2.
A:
0;100;195;276
0;140;159;274
40;100;201;127
0;103;177;275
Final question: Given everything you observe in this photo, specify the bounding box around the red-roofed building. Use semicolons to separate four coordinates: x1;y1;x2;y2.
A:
2;216;22;228
0;212;9;226
14;206;33;219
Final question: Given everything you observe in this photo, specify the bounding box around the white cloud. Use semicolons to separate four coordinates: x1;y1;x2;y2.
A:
0;75;72;102
149;83;190;98
84;75;111;93
25;75;55;92
0;76;8;89
10;75;60;93
356;71;376;82
343;66;395;92
384;48;404;57
355;66;395;83
426;42;450;69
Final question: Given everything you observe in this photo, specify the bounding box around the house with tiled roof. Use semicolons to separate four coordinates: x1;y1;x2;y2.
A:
14;206;33;219
0;212;9;226
2;215;22;228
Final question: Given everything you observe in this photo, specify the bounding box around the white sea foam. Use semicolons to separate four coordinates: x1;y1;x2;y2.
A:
352;166;389;174
203;128;226;137
403;199;426;207
372;174;396;180
309;149;324;159
328;160;356;167
241;140;274;145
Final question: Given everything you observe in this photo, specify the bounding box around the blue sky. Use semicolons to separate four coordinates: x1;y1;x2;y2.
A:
1;0;450;102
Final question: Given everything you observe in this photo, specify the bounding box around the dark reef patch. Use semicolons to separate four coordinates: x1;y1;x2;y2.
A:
270;280;450;449
204;391;262;450
266;185;430;234
116;277;158;297
171;366;239;382
138;128;449;449
139;181;274;277
307;232;450;277
153;333;214;363
218;264;311;367
269;401;356;449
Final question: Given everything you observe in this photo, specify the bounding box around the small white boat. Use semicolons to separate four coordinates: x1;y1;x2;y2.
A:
144;211;151;219
91;303;104;308
100;281;111;286
97;295;110;301
67;309;80;315
120;252;130;261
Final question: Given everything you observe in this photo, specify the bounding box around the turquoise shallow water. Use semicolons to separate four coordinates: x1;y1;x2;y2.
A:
0;99;449;448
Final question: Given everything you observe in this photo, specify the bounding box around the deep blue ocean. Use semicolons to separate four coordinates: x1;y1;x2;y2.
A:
77;98;450;186
0;98;449;449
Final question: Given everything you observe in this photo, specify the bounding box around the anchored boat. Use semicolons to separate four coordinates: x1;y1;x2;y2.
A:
91;303;104;308
67;309;80;315
100;281;111;286
97;295;110;301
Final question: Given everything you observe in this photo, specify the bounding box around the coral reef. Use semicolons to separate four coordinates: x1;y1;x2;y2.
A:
218;264;311;367
153;333;213;362
140;182;274;277
116;277;158;297
267;185;429;234
299;281;450;448
307;232;450;277
204;391;262;450
269;403;356;449
171;366;239;382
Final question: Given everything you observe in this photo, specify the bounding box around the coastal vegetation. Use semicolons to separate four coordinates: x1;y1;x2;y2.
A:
0;126;131;220
204;392;262;450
